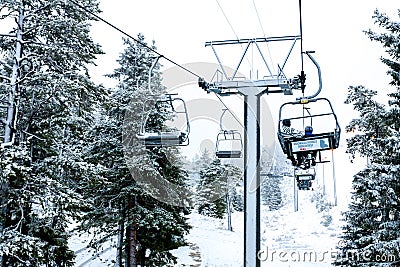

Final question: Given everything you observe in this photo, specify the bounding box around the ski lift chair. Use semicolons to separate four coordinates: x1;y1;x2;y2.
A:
215;130;243;158
215;109;243;159
136;94;190;147
295;167;316;190
277;98;341;168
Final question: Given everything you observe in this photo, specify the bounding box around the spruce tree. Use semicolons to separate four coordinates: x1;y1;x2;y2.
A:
80;36;191;266
261;148;287;211
261;174;283;211
334;9;400;266
196;159;227;218
0;0;104;265
196;158;242;219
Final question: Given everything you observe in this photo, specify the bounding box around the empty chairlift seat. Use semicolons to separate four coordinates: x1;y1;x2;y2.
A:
215;130;243;159
136;94;190;147
136;131;188;147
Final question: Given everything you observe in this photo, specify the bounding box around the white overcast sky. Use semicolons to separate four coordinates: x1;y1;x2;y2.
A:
89;0;399;158
90;0;399;103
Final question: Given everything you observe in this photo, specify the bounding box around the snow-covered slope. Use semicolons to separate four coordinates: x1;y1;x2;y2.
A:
172;147;363;267
71;147;364;266
172;192;344;267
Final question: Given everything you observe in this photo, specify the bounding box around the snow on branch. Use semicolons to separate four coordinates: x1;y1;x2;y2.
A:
0;59;12;70
0;33;16;38
0;74;12;82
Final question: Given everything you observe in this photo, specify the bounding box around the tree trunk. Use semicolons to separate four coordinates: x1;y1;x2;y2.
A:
226;192;232;231
3;6;24;146
114;206;125;267
0;7;24;267
125;197;137;267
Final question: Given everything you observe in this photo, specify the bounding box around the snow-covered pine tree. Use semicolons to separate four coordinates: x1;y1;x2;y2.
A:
196;158;227;218
0;0;104;265
228;164;244;212
310;186;333;227
195;148;213;172
261;147;287;211
80;36;191;267
334;9;400;266
261;174;283;211
196;158;242;219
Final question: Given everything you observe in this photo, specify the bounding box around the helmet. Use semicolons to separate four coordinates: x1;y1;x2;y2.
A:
282;119;291;127
305;126;313;135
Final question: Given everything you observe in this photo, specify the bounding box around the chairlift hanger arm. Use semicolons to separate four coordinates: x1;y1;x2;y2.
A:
148;56;162;92
297;51;322;101
219;108;228;131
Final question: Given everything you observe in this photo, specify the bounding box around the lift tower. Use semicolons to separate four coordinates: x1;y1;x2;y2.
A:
199;35;302;267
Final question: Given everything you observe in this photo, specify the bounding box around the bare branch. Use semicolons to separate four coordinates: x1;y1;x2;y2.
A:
19;52;40;61
16;71;36;84
13;203;24;233
0;95;9;104
22;26;37;36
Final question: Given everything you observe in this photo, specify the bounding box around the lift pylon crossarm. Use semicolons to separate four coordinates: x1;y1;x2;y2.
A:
204;35;301;46
203;35;301;96
198;78;299;96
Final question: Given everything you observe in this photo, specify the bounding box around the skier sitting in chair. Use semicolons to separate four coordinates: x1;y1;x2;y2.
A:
281;119;303;138
281;119;303;166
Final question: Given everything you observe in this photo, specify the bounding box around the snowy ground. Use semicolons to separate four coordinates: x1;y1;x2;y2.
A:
70;231;117;267
171;146;362;267
171;185;345;267
71;192;346;267
71;147;364;266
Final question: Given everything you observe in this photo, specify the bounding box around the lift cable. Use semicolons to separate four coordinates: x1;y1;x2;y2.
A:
298;0;306;95
252;0;266;37
67;0;203;80
215;0;254;74
299;0;308;130
215;0;240;40
69;0;246;130
69;0;253;131
252;0;275;74
213;93;244;129
212;0;254;129
299;0;304;72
